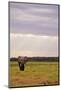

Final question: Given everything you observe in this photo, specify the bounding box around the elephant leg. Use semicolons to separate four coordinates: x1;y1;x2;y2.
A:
18;62;21;70
18;62;25;71
20;64;24;71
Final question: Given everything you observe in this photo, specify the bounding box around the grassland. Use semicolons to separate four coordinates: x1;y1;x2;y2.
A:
9;61;59;87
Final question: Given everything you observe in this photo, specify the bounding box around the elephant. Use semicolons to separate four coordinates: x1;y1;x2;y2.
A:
18;56;28;71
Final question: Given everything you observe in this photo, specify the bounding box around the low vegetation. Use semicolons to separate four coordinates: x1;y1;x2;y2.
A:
9;60;59;87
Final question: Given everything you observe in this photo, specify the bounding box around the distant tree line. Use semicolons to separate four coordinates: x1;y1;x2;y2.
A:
10;57;59;62
30;57;59;62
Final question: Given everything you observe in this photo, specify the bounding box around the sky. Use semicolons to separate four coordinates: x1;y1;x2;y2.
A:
10;2;58;57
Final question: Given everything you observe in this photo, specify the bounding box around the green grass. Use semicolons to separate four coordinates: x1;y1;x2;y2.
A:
9;61;59;87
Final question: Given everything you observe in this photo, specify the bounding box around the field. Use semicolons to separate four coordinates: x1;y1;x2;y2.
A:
9;61;59;87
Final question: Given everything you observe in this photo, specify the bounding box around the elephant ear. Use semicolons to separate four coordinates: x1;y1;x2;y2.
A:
18;56;21;62
24;56;28;64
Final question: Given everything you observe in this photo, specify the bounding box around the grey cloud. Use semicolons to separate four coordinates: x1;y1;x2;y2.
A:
10;2;58;36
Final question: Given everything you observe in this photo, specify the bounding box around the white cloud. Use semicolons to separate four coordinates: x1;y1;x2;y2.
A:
10;33;58;57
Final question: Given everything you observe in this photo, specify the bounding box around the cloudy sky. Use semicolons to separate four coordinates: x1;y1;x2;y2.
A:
10;2;58;57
